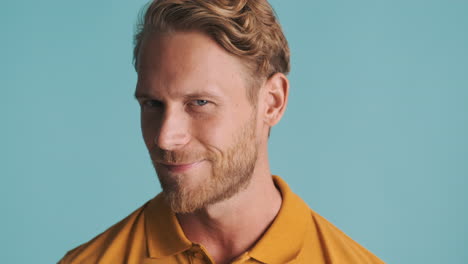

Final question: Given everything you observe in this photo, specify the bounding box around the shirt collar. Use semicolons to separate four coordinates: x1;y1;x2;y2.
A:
247;175;311;263
144;175;311;263
145;194;192;258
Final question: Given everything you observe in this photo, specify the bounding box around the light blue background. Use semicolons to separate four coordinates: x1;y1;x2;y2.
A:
2;0;467;263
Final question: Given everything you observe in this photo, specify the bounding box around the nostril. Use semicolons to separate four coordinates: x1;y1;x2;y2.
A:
153;108;191;150
154;129;190;150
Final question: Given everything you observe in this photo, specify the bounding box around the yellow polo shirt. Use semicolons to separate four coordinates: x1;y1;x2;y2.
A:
58;176;385;263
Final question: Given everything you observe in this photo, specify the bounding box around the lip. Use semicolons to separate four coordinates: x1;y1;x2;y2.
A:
158;161;203;173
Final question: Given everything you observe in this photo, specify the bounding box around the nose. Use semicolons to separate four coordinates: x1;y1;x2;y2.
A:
155;108;191;151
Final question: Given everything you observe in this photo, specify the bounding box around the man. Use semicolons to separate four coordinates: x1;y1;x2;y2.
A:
59;0;385;263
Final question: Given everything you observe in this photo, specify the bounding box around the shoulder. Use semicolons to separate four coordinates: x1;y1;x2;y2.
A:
58;200;152;264
302;208;385;264
272;176;384;263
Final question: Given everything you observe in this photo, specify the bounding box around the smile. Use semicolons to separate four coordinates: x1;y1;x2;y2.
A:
158;161;203;173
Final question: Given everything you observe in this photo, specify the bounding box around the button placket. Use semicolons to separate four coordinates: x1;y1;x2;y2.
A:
187;245;208;264
193;252;204;259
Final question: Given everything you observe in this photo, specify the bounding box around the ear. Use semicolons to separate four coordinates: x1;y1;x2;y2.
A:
262;72;289;127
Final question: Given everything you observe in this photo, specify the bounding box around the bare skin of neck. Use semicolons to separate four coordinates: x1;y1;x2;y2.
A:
176;155;282;264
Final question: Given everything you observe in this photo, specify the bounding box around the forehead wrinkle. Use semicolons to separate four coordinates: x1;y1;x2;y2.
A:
136;75;227;103
137;31;250;102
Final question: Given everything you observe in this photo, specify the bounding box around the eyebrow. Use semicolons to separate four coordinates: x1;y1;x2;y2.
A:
134;91;223;101
183;92;223;101
134;91;151;99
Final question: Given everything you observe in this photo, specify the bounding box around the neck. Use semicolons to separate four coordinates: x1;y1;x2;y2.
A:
176;157;282;264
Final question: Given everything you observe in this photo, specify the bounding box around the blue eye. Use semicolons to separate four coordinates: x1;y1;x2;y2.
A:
142;100;162;109
193;100;208;106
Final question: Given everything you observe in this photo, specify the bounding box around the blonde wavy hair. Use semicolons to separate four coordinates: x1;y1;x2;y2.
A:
133;0;290;101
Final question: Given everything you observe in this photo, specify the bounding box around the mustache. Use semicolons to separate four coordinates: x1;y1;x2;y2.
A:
150;149;212;164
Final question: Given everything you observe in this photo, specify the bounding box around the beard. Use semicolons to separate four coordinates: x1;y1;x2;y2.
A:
152;115;258;213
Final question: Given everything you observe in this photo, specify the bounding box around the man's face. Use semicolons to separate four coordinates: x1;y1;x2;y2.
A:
135;31;261;213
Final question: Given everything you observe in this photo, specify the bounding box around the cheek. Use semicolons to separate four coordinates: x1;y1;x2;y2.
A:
193;119;221;142
193;115;239;149
140;114;160;149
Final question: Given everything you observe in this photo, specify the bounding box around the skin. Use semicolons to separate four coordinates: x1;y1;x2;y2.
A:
135;31;289;264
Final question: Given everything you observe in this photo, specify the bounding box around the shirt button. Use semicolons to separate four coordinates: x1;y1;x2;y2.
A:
193;252;204;259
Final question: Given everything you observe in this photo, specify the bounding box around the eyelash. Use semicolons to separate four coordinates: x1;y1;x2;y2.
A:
140;99;211;110
142;100;162;109
189;99;209;107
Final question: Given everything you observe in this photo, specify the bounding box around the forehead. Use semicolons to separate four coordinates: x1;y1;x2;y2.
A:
136;31;250;98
